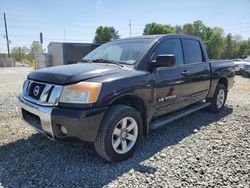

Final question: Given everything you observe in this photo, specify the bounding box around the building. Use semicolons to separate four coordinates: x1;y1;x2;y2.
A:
34;42;102;69
46;42;101;67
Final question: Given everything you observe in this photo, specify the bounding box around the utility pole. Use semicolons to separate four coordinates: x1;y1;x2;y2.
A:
129;19;132;37
40;32;43;50
64;28;66;42
40;32;43;44
18;46;21;62
4;13;10;57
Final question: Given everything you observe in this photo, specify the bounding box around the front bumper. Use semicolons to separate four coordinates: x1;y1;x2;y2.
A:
18;95;106;142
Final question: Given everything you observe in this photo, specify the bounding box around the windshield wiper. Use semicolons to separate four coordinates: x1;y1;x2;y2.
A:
80;59;93;63
91;59;124;67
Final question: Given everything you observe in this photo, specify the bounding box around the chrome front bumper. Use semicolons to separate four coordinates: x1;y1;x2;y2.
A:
18;95;54;139
19;94;107;142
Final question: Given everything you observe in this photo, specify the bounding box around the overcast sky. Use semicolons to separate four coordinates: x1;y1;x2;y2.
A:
0;0;250;52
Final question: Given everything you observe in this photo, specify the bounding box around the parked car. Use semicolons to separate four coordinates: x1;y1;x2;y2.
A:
245;56;250;62
241;63;250;77
234;59;245;75
18;35;235;162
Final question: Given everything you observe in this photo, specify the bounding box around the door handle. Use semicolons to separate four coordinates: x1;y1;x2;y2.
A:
203;67;209;71
182;70;190;76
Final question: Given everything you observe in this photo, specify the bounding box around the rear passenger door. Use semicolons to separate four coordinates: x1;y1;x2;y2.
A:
180;38;211;105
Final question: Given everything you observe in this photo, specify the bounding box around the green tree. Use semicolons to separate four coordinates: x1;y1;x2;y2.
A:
31;41;43;54
144;20;250;59
182;22;225;59
193;20;207;38
205;27;225;59
232;42;240;58
11;46;30;54
143;23;175;35
238;41;249;58
182;23;194;35
182;21;208;41
94;26;120;42
0;53;8;58
247;39;250;56
222;33;234;59
174;25;183;34
11;46;32;62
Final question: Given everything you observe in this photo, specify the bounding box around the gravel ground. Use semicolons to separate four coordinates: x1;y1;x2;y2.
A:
0;67;249;188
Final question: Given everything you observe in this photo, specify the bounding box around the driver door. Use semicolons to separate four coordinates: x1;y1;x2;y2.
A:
152;38;190;117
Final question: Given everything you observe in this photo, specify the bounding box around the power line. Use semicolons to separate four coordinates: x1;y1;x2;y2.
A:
1;15;250;51
5;15;250;32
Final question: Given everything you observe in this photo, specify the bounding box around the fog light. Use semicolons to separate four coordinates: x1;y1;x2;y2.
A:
61;126;67;134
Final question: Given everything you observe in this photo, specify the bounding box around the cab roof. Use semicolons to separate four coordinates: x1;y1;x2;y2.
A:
119;34;201;41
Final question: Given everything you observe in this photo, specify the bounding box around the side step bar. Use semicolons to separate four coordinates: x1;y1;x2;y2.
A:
149;101;211;129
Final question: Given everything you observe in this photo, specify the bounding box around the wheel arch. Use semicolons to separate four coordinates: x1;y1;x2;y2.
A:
217;76;228;91
109;94;148;136
207;76;229;99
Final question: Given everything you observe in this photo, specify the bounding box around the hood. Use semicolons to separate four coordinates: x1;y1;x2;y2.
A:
28;63;129;85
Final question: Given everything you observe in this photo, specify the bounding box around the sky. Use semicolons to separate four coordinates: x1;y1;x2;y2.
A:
0;0;250;53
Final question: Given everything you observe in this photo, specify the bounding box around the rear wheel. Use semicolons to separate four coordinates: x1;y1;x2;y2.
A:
207;83;227;113
94;105;143;162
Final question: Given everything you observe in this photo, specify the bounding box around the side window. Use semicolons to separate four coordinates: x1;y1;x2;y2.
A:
152;39;184;65
182;39;203;64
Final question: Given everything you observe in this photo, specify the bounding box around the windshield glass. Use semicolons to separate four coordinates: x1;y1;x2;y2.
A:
82;38;153;65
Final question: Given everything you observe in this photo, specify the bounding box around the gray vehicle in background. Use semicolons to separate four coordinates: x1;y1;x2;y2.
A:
234;56;250;75
241;63;250;76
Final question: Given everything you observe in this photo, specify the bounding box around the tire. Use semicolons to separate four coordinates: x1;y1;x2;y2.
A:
207;83;227;113
94;105;143;162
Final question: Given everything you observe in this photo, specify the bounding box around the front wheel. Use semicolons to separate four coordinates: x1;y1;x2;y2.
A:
94;105;143;162
207;83;227;113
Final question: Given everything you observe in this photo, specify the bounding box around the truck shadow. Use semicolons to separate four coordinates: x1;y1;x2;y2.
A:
0;106;233;187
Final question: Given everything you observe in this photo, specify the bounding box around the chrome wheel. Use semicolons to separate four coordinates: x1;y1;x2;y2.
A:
216;89;225;109
112;117;138;154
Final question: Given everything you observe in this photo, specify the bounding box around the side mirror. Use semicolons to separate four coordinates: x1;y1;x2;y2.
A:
151;54;176;69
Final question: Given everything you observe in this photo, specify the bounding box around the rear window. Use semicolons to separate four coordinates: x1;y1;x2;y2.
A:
182;39;203;64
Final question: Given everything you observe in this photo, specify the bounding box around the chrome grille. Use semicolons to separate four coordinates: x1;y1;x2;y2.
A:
22;79;63;106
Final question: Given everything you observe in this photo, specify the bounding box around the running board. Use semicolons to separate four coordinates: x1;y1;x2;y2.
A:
149;101;211;129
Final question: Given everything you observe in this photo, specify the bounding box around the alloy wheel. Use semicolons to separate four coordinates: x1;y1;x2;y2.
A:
111;117;138;154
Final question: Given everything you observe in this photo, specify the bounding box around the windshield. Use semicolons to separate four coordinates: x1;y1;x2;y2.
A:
82;38;153;65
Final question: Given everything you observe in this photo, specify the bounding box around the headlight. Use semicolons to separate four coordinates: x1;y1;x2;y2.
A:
60;82;102;104
22;80;29;96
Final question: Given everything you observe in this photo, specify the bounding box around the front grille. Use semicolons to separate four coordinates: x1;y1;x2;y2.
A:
22;109;42;130
22;79;63;106
28;82;46;100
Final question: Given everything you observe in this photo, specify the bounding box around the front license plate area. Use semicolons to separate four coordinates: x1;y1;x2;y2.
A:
22;108;42;131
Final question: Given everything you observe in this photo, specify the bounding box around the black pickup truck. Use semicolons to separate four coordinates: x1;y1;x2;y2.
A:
19;34;235;162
